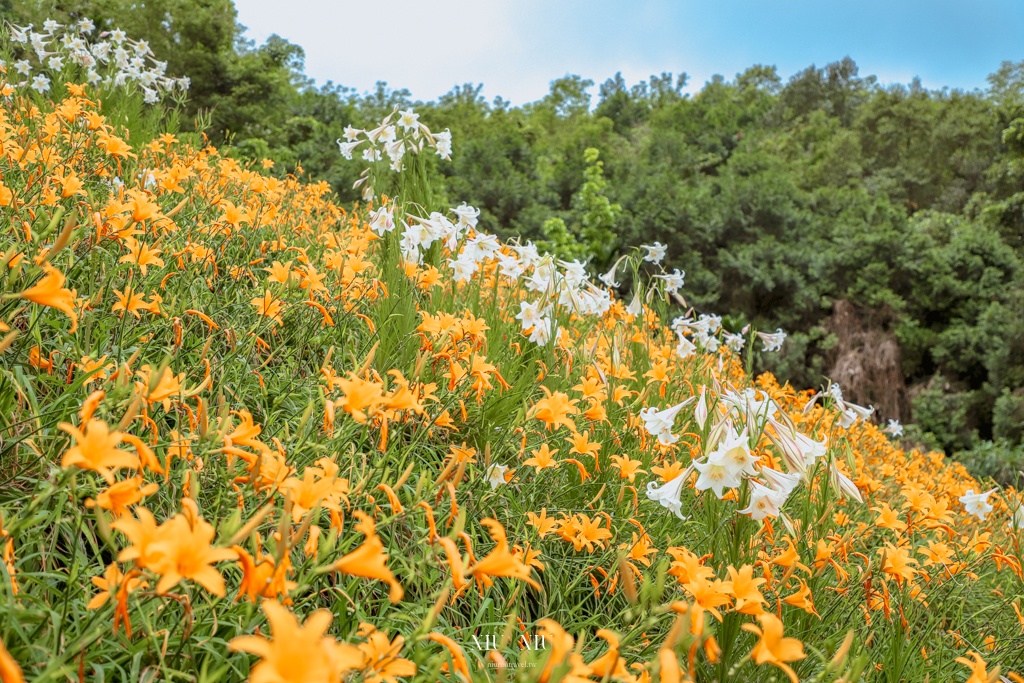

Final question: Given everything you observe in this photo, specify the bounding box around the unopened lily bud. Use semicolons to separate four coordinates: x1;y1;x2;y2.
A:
694;386;708;430
766;421;806;475
830;464;863;503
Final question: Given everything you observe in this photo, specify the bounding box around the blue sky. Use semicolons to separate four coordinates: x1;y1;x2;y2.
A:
234;0;1024;105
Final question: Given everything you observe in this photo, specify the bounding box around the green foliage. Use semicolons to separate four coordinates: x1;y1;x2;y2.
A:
954;440;1024;487
535;216;584;261
574;147;621;266
534;148;621;264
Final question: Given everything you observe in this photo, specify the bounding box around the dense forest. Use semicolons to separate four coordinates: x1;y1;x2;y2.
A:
6;0;1024;475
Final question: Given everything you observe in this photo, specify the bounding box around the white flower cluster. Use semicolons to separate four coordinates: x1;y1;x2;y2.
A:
508;252;615;346
671;313;723;358
4;19;189;102
645;384;859;523
373;198;615;347
337;108;452;171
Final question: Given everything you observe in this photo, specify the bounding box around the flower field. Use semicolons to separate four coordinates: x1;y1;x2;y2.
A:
1;38;1024;683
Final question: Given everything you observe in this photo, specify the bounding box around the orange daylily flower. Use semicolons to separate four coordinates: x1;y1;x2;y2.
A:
229;600;364;683
742;613;806;683
136;365;207;410
87;562;146;610
782;577;819;616
879;544;918;585
355;622;417;683
565;514;612;553
118;239;164;275
529;386;578;431
112;507;163;569
620;532;658;567
234;545;298;604
218;200;250;229
588;629;633;681
426;632;470;681
59;171;85;198
280;460;349;522
17;265;79;332
264;260;292;284
0;636;25;683
334;374;386;424
727;564;767;615
251;290;285;325
86;476;159;516
610;454;645;481
527;509;559;538
524;444;559;471
466;518;542;591
111;286;150;318
956;651;996;683
146;513;238;596
59;418;140;483
333;511;404;603
567;429;601;465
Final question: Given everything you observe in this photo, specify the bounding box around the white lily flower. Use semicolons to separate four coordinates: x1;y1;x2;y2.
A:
448;256;478;283
675;333;696;360
516;301;544;330
883;419;904;438
369;207;395;235
1011;504;1024;530
655;268;685;295
723;332;745;353
496;252;525;280
452;202;480;229
31;74;50;93
599;261;620;288
760;467;802;497
397;109;419;130
486;464;509;490
528;317;552;346
707;427;758;478
693;455;743;499
794;432;827;467
738;480;785;520
646;468;693;520
959;488;996;521
639;398;694;447
757;328;786;352
433;129;452;159
641;242;667;264
626;288;643;317
384;139;405;163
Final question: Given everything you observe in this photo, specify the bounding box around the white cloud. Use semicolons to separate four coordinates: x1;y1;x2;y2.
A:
234;0;705;104
236;0;532;101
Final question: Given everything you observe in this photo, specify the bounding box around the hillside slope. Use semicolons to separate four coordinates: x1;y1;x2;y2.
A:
0;80;1022;682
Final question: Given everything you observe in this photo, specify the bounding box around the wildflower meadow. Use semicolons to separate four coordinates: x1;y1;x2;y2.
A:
1;17;1024;683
